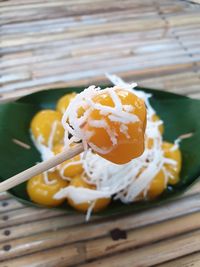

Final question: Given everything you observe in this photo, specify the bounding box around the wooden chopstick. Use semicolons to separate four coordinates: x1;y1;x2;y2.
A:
0;143;84;193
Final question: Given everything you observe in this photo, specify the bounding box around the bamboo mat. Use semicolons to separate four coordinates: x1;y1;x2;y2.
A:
0;0;200;266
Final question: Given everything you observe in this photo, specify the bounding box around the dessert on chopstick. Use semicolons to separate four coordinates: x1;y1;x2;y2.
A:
28;74;182;220
61;85;146;164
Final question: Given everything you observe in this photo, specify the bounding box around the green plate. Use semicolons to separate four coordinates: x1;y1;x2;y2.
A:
0;86;200;215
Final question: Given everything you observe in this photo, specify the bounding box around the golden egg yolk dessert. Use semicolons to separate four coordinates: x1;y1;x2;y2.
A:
31;110;64;147
147;170;166;199
56;93;76;114
27;171;68;206
53;144;83;178
85;88;147;164
162;142;182;185
63;86;147;165
67;176;111;213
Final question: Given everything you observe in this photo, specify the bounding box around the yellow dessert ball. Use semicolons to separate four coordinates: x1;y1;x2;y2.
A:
27;171;68;206
30;110;64;146
147;170;166;199
56;93;77;114
162;141;182;185
53;144;83;178
67;176;111;213
83;88;146;164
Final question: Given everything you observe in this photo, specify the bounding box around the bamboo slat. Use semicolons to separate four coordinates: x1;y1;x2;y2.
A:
0;207;67;229
2;216;200;267
158;252;200;267
0;199;24;213
0;193;11;201
80;230;200;267
0;193;199;263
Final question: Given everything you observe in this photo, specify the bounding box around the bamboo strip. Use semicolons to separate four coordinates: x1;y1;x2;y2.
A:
85;212;200;261
80;230;200;267
1;47;198;77
0;6;190;24
2;218;200;267
168;85;200;95
0;0;160;12
0;214;85;243
0;244;82;267
0;207;67;229
3;44;179;67
1;9;161;34
0;0;144;5
158;252;200;267
31;51;197;76
188;91;200;99
0;193;11;201
1;52;199;83
3;51;185;79
0;194;199;261
139;71;199;83
1;40;184;69
2;53;199;85
0;19;166;48
2;35;200;64
1;72;199;102
0;62;196;101
0;199;24;214
173;24;200;35
2;35;198;63
166;13;200;27
0;72;31;84
0;30;167;54
0;0;177;15
1;56;199;93
1;6;199;30
0;8;163;26
140;75;200;90
0;0;174;6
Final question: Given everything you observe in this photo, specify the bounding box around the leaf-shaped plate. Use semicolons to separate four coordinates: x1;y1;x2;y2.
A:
0;86;199;215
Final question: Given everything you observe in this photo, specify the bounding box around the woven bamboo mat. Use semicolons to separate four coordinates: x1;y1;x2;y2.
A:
0;0;200;266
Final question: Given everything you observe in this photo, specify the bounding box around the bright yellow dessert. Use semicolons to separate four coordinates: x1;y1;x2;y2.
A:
162;142;182;185
81;88;147;164
67;175;111;213
27;171;68;206
53;144;83;179
56;93;76;114
31;110;64;147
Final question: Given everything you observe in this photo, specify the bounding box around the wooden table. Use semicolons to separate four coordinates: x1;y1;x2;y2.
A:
0;0;200;266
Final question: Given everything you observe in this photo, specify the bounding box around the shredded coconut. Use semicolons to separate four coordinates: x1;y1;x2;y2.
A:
48;121;58;150
59;160;82;181
54;186;111;203
171;132;194;151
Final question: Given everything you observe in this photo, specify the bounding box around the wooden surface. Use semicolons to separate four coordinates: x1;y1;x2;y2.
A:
0;0;200;266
